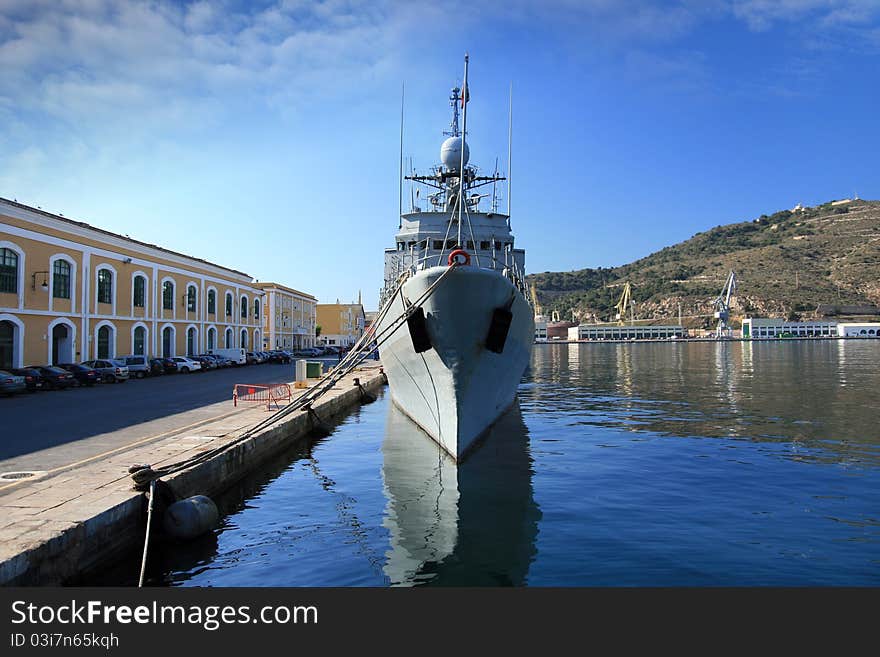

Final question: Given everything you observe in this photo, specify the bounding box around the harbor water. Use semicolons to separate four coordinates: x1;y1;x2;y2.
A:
148;340;880;586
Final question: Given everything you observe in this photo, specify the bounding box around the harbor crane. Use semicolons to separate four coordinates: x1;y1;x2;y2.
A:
613;281;633;325
713;271;737;338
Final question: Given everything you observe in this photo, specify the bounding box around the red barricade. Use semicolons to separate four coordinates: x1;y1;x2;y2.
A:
232;383;292;410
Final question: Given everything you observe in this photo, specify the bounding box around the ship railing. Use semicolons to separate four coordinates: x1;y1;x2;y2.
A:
383;251;532;311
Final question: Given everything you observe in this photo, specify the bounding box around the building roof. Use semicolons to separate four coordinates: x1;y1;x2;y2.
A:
253;281;316;300
1;196;253;279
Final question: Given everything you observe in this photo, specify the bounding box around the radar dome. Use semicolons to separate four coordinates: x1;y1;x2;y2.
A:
440;136;469;171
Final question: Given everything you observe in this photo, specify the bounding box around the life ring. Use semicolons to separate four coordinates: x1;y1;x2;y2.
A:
448;249;471;266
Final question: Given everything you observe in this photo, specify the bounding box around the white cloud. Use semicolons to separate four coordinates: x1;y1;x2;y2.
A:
730;0;880;31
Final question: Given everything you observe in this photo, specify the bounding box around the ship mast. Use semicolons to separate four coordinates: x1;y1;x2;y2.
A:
457;54;469;248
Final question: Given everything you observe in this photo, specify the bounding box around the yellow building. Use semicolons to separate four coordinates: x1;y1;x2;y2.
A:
255;282;317;350
0;197;270;368
316;298;366;348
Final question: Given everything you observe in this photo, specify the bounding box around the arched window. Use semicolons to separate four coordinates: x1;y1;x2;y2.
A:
241;329;247;348
0;248;18;294
225;293;233;317
241;295;248;319
225;327;233;347
0;320;15;369
187;327;197;356
97;325;111;358
98;269;113;304
163;281;174;310
52;260;71;299
162;326;174;357
133;326;146;355
254;298;260;320
133;276;146;308
207;290;216;315
207;327;216;350
187;285;197;313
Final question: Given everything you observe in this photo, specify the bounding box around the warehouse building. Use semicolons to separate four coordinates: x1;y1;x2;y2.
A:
568;324;685;341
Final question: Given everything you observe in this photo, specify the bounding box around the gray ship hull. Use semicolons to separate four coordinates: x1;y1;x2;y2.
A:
376;264;534;461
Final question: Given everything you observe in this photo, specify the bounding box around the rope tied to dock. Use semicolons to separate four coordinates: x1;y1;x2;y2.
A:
354;377;377;404
120;263;457;491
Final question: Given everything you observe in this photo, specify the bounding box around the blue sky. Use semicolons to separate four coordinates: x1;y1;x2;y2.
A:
2;1;878;309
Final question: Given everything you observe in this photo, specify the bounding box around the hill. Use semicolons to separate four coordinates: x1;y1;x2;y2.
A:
526;199;880;328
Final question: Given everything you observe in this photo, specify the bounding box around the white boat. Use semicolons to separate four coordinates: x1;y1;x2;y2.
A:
375;56;534;461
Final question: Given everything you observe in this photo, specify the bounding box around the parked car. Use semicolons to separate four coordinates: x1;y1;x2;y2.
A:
169;356;201;373
0;370;27;396
245;352;259;365
58;363;99;387
192;355;217;370
81;359;130;383
256;351;271;363
148;358;166;376
33;365;76;390
268;350;293;364
157;357;179;374
121;355;152;378
11;367;46;392
207;354;235;367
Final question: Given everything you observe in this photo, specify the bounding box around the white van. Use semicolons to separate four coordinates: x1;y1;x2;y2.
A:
207;347;247;366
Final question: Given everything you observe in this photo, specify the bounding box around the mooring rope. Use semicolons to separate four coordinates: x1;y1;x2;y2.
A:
137;478;156;587
127;262;459;488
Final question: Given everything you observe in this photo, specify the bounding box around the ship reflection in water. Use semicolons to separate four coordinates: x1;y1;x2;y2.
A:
381;402;541;586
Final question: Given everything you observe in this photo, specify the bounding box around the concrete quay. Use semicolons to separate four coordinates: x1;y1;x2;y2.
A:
0;362;387;586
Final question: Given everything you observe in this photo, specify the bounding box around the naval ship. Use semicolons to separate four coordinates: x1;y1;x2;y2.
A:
375;56;534;461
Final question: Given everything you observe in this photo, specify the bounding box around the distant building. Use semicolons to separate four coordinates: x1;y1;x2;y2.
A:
534;315;548;341
568;324;685;341
742;318;837;338
742;318;879;338
317;297;366;347
255;282;317;351
837;322;880;337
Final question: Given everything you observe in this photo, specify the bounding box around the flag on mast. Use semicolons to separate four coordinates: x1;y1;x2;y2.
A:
461;82;469;107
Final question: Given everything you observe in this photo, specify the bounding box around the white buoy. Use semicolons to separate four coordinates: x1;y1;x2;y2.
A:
163;495;219;540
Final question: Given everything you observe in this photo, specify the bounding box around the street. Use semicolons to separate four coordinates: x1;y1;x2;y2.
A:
0;359;336;473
